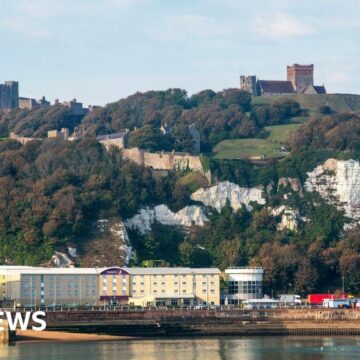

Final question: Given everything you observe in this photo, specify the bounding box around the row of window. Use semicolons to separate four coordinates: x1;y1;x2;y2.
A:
131;289;216;294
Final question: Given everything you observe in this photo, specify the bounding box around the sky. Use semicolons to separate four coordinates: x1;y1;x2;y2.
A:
0;0;359;106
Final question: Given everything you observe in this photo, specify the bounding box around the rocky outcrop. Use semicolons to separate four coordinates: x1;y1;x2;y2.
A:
125;205;208;234
45;252;75;268
271;206;300;231
278;177;303;196
190;181;265;212
80;219;134;266
305;158;360;228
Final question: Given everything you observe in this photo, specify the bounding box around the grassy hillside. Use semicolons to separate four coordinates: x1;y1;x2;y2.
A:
252;94;360;114
213;138;285;159
264;124;301;143
213;124;299;160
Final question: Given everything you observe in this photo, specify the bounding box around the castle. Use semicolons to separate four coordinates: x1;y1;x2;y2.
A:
240;64;326;96
0;81;19;110
0;80;99;114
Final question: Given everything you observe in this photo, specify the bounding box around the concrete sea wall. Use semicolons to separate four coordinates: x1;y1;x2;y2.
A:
19;309;360;338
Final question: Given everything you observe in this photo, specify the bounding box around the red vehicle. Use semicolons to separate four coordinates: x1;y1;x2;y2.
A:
308;293;346;305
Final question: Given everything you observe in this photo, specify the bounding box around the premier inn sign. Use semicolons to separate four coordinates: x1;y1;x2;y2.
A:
100;268;130;275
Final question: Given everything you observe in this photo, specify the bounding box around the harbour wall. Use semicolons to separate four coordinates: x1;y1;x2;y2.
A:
17;309;360;338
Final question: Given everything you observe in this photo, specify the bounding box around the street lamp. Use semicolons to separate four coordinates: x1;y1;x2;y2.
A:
342;277;345;296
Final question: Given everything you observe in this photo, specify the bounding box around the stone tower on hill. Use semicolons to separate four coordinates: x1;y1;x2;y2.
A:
0;81;19;109
240;75;257;96
287;64;314;93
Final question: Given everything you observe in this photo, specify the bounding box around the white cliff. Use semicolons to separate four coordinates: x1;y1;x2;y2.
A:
271;206;300;231
190;181;265;212
305;158;360;228
125;205;208;234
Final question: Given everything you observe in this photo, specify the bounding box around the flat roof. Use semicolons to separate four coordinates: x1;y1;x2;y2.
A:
128;268;220;275
0;266;220;275
243;299;278;303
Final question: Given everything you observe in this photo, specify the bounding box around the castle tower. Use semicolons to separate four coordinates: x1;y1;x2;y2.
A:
240;75;258;96
0;81;19;109
287;64;314;93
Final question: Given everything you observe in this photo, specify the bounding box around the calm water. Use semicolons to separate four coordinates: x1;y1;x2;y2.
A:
1;337;360;359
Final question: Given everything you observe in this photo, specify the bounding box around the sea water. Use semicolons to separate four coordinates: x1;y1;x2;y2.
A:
1;337;360;359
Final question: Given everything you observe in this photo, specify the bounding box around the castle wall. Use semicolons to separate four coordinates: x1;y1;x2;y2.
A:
122;148;203;173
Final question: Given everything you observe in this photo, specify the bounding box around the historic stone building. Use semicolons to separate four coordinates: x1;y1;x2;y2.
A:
0;81;19;110
240;64;326;96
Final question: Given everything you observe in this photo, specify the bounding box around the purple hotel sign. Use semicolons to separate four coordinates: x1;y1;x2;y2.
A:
100;267;130;275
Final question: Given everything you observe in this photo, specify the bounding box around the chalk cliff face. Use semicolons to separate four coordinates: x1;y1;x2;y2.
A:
125;205;209;234
271;206;300;231
305;158;360;228
190;181;265;212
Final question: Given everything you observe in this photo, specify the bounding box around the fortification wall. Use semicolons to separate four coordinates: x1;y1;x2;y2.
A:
123;148;203;173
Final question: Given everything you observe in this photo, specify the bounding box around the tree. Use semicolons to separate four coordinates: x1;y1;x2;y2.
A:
129;125;173;152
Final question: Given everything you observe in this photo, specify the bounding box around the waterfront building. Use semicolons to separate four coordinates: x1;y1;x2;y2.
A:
0;266;220;307
127;267;220;307
223;267;264;305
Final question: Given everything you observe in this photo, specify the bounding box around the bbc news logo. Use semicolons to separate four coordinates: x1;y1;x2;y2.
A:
0;311;46;331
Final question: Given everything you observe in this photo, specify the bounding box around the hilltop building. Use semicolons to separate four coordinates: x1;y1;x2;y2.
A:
0;81;19;110
19;96;51;110
19;97;37;110
62;98;88;115
48;128;70;140
240;64;326;96
96;129;130;150
37;96;50;108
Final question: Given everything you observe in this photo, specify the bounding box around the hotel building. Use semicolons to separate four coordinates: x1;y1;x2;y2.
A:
0;266;220;307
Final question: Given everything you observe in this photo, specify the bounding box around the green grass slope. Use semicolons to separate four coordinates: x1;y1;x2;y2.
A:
213;138;285;159
252;94;360;114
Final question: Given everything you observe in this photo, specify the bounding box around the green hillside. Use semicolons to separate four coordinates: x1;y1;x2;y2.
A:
252;94;360;114
264;124;301;143
213;124;299;160
213;138;284;159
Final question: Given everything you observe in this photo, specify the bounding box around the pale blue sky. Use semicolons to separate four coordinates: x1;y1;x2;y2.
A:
0;0;359;105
